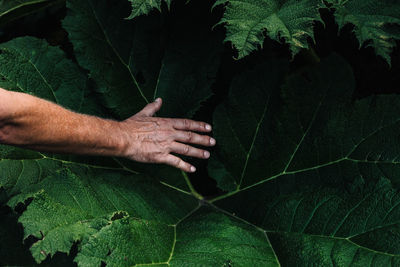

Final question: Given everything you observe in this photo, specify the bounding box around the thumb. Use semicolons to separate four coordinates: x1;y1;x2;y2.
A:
137;98;162;117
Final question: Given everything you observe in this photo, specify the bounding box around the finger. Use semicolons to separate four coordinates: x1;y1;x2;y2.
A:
172;119;212;132
161;154;196;173
170;142;210;159
175;131;216;147
137;98;162;117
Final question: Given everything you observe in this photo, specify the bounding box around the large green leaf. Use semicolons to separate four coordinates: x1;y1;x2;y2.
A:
214;0;323;58
62;0;222;189
63;0;222;119
2;0;400;265
209;54;400;264
0;4;278;266
75;207;277;266
326;0;400;65
0;35;272;266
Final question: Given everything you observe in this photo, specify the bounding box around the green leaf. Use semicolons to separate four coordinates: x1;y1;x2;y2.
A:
326;0;400;65
233;177;400;265
4;0;400;265
0;37;85;110
127;0;172;20
76;207;278;266
3;158;276;265
208;58;290;191
0;8;272;266
62;0;222;190
16;167;198;263
0;0;64;26
63;0;222;119
0;36;122;199
209;54;400;264
214;0;323;58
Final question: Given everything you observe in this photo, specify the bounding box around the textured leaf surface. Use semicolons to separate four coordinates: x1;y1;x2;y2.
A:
127;0;172;20
62;0;222;188
214;0;322;58
209;55;400;264
76;207;278;266
0;12;277;267
2;0;400;265
17;167;198;263
0;36;193;264
63;0;222;119
326;0;400;65
0;37;85;110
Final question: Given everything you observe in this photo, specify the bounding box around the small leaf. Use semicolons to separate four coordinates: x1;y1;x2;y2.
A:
214;0;323;58
127;0;172;19
326;0;400;65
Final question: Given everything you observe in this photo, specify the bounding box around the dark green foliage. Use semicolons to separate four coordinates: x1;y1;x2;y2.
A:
0;0;399;266
128;0;400;63
327;0;400;65
0;0;64;26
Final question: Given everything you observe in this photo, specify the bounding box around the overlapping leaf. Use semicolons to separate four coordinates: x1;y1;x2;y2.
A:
326;0;400;65
0;35;276;266
209;55;400;264
2;0;400;265
213;0;322;58
63;0;221;119
126;0;400;63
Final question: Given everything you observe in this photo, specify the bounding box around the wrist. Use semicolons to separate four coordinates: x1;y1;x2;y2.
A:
115;120;133;158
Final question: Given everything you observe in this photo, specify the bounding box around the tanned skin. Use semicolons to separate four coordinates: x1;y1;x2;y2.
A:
0;88;216;172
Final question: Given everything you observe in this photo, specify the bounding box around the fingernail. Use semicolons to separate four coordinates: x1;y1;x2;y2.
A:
155;98;161;103
190;166;196;172
210;138;216;145
204;151;210;158
205;124;212;131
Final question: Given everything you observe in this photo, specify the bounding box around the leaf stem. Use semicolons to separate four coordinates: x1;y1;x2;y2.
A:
181;171;203;200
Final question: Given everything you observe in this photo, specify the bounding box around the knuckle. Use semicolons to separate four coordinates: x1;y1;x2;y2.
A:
183;145;190;155
143;153;155;163
174;157;182;166
159;118;167;125
199;149;206;157
183;119;191;128
152;121;161;129
154;153;165;163
186;131;193;141
159;141;170;152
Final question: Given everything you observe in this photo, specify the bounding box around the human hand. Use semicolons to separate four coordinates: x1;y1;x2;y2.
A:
119;98;216;172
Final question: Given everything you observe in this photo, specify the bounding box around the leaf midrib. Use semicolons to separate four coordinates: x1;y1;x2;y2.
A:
0;0;56;17
0;47;58;103
86;0;149;104
210;202;400;262
238;95;270;189
212;104;400;203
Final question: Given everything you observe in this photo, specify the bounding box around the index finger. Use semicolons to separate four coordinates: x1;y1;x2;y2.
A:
172;119;212;132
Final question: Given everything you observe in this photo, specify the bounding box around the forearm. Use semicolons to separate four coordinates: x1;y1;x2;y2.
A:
0;89;215;172
0;89;126;157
